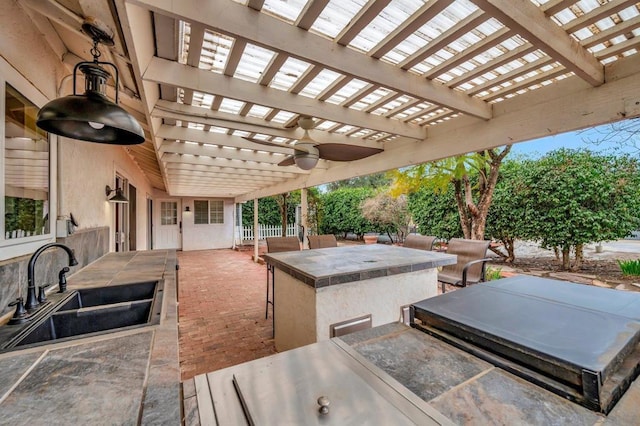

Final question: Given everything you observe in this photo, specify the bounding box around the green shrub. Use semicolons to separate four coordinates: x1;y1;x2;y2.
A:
320;187;378;237
618;259;640;276
485;267;503;281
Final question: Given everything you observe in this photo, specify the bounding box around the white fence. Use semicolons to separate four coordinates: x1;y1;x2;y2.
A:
236;224;298;242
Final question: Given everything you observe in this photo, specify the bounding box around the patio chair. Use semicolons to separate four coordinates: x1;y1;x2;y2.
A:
403;234;437;251
308;234;338;249
438;238;493;293
265;237;301;335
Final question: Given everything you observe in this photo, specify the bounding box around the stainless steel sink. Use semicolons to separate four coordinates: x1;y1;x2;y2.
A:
3;281;162;351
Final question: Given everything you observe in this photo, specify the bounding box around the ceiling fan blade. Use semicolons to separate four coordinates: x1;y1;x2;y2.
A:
242;136;288;149
316;144;384;161
243;137;315;155
278;156;295;166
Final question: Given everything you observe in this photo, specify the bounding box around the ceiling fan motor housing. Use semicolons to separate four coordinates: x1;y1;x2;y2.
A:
293;143;319;170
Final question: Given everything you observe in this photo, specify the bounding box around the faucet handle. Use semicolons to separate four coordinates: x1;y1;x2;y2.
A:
8;297;29;324
58;267;70;293
38;284;51;304
9;297;26;310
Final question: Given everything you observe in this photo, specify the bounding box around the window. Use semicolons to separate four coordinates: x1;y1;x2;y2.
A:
160;201;177;225
209;200;224;223
3;84;50;241
194;200;224;224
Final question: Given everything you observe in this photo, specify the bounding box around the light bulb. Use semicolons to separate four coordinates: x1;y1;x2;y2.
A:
88;121;105;129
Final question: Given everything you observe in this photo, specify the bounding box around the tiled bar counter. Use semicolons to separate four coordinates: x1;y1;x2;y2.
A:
265;244;455;352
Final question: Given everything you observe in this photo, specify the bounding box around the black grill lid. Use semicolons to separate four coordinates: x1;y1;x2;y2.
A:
411;276;640;413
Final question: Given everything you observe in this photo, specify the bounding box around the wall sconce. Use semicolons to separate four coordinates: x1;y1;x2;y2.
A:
105;185;129;203
36;19;144;145
184;206;191;212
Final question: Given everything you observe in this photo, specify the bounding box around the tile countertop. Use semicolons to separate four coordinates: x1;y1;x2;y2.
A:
339;323;640;425
183;321;640;424
0;250;180;425
264;244;456;288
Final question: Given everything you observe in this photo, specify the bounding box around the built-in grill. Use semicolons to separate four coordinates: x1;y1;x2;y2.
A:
410;275;640;414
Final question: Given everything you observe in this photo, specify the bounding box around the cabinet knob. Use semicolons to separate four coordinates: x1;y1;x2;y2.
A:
317;396;330;415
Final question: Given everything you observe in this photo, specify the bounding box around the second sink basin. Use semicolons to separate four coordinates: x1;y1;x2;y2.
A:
57;281;157;311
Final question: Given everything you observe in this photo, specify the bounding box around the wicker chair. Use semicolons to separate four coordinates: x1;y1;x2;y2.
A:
438;238;493;293
403;234;437;251
265;237;301;335
308;234;338;249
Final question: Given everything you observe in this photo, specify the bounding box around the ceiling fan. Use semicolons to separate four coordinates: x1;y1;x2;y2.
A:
245;116;384;170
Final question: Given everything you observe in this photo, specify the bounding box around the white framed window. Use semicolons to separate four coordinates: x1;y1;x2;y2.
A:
194;199;224;225
160;201;177;225
0;57;55;260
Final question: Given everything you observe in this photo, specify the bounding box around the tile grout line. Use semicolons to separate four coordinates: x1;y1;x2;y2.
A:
137;329;156;424
0;349;49;405
428;367;495;405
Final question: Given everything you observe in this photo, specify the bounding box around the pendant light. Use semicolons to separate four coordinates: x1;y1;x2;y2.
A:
36;19;145;145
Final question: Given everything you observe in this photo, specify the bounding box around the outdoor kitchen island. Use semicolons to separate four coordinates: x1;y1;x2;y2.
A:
185;276;640;425
264;244;455;352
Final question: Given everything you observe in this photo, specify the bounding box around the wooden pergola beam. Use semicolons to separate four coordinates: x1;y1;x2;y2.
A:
470;0;604;86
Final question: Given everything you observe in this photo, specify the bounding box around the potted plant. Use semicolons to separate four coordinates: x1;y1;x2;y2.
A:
363;233;378;244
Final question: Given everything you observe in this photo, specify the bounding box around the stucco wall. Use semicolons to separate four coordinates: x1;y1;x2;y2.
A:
58;139;153;251
181;198;235;251
273;267;438;352
0;2;66;101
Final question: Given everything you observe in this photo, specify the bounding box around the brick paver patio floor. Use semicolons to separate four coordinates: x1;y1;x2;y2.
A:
177;248;275;381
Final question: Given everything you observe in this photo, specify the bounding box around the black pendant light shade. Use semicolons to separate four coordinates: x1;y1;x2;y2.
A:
37;91;144;145
36;20;145;145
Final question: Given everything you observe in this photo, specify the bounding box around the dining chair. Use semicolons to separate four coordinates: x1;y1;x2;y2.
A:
437;238;493;293
403;234;437;251
265;237;301;336
308;234;338;249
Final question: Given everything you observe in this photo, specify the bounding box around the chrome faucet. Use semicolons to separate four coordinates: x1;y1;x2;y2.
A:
25;243;78;311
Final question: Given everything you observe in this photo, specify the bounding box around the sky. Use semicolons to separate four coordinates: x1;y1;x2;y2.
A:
512;131;593;156
510;123;637;158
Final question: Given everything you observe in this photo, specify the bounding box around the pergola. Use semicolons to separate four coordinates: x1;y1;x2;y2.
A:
19;0;640;203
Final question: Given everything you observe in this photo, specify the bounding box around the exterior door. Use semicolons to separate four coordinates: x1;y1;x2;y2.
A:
128;184;137;251
155;199;181;249
114;175;129;252
147;197;153;249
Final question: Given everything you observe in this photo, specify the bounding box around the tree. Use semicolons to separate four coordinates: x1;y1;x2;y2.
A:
521;149;640;270
275;193;292;236
485;159;531;262
360;191;410;242
407;185;462;240
320;187;377;237
586;117;640;156
391;146;512;240
325;172;391;191
241;195;296;226
304;187;323;236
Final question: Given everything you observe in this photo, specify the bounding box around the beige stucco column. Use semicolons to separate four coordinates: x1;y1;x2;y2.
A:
301;188;308;249
253;198;259;262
